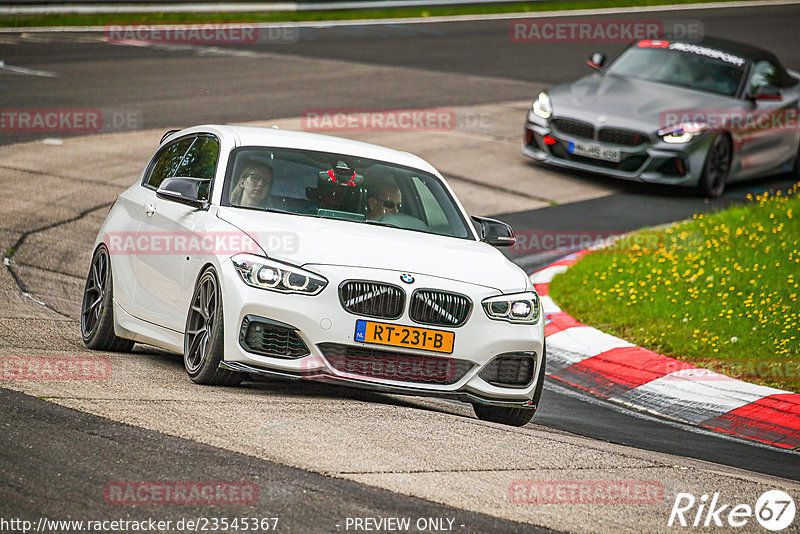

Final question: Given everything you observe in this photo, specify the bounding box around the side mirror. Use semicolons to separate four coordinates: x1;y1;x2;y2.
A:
156;176;210;209
586;52;606;70
750;85;782;101
472;216;516;247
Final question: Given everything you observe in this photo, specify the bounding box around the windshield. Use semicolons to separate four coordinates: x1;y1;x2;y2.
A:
605;42;747;97
222;146;472;239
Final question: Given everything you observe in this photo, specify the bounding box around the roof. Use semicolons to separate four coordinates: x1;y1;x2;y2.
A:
665;36;797;87
165;124;440;176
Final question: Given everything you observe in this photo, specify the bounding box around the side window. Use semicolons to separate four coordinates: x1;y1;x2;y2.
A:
411;176;448;228
749;60;779;92
145;137;194;189
175;135;220;180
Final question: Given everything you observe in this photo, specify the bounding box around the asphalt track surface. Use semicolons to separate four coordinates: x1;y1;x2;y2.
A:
0;388;545;533
2;2;800;531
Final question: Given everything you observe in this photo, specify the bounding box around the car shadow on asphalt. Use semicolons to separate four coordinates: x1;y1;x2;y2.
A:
129;345;473;420
523;159;798;200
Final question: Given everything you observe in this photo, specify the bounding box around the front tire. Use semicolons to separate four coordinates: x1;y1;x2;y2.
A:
81;245;135;352
473;345;547;427
473;403;535;427
184;267;242;386
697;134;731;198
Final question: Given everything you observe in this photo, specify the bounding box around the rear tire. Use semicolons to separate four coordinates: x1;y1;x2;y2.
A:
184;267;242;386
81;245;135;352
473;344;547;427
697;134;731;198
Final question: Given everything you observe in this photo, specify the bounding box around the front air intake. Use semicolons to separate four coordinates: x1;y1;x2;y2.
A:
479;352;537;388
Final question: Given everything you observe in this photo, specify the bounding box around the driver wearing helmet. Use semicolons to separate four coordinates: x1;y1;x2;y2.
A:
366;181;402;220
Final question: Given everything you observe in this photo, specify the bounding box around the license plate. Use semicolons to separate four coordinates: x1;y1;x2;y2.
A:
354;320;454;354
568;141;621;162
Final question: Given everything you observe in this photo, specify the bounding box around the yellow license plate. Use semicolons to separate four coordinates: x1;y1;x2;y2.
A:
354;320;454;354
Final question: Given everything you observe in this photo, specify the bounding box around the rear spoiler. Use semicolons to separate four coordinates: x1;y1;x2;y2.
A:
160;129;181;145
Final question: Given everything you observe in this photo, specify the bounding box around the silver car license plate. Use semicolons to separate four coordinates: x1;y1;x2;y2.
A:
568;141;621;162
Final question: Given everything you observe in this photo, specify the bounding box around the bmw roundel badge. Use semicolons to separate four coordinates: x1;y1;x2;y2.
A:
400;273;415;284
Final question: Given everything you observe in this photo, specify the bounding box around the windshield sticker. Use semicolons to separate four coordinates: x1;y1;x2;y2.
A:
667;42;746;66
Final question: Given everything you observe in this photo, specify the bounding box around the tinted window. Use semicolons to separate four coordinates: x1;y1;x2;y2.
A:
145;137;194;189
223;147;472;239
606;44;746;97
175;135;220;180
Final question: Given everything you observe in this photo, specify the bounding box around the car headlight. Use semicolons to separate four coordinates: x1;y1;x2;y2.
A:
532;92;552;119
231;254;327;295
658;122;708;144
482;292;540;324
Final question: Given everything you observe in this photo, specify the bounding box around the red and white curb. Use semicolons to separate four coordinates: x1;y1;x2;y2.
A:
533;250;800;451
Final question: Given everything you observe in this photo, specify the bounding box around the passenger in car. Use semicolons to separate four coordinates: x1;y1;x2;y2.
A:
366;181;402;220
230;164;273;208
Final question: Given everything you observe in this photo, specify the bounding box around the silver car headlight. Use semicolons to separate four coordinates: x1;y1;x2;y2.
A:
658;122;708;144
532;92;552;119
482;291;541;324
231;254;327;295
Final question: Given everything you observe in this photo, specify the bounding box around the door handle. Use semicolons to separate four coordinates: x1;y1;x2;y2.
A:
145;203;156;216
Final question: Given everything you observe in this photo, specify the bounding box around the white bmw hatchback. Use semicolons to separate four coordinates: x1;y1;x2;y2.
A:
82;125;545;426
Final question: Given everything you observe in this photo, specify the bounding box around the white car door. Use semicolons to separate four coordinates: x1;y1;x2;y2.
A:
131;134;220;332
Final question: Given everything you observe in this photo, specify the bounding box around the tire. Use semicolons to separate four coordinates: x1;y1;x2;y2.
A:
184;267;242;386
697;134;732;198
81;245;135;352
473;344;547;427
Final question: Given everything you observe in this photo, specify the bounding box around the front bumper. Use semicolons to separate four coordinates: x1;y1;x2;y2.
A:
523;110;713;187
219;260;545;408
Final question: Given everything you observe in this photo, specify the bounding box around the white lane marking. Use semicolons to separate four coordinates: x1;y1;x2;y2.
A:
106;40;274;57
610;370;786;424
539;295;561;314
544;379;800;456
3;0;799;32
530;264;567;284
548;326;633;358
3;0;518;15
0;60;57;77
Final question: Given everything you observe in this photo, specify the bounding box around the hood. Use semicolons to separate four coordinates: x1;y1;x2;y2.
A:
549;74;740;132
216;207;529;292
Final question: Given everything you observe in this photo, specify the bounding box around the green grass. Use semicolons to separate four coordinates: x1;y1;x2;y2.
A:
549;184;800;392
0;0;764;28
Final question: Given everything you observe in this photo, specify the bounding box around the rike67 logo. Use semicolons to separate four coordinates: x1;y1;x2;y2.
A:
668;490;796;531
